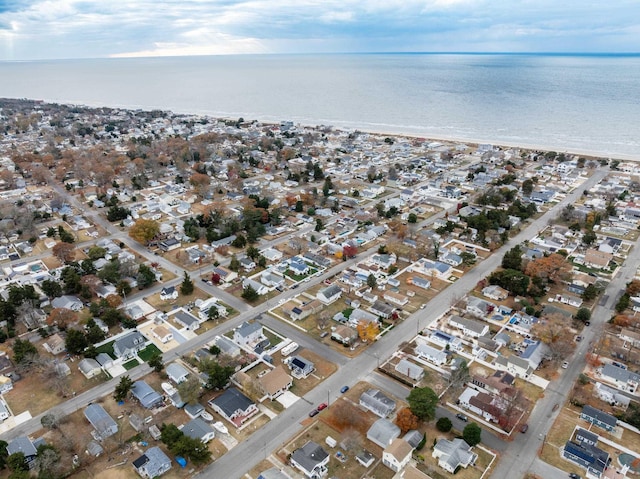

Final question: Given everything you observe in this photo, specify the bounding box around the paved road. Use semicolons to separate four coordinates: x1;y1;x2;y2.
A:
203;170;607;477
491;182;640;479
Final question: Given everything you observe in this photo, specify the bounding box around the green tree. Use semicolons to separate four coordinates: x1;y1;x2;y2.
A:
367;274;377;288
315;218;324;232
180;272;194;296
6;452;26;472
463;422;482;446
41;280;62;299
12;339;38;365
176;376;202;405
241;285;259;302
582;284;598;301
229;254;240;272
582;230;597;246
0;439;8;469
408;213;418;224
116;279;132;298
64;329;88;355
521;179;534;196
295;200;304;212
501;245;523;271
246;246;260;260
137;264;156;289
148;352;164;373
575;307;591;323
436;417;452;432
200;359;234;390
113;375;133;402
406;386;438;421
616;293;630;313
231;234;247;249
87;246;107;260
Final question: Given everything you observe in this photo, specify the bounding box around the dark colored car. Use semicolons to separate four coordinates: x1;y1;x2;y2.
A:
569;473;581;479
520;424;529;433
309;409;319;417
585;321;591;326
317;403;328;411
456;413;468;422
340;386;350;394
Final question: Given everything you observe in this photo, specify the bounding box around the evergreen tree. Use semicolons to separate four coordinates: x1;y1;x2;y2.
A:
180;272;194;295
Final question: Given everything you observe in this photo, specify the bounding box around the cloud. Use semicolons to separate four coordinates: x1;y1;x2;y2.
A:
0;0;638;60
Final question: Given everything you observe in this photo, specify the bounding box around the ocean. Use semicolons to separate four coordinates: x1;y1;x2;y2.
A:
1;53;639;159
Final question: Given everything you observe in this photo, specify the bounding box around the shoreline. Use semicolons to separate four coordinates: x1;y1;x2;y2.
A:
6;96;639;163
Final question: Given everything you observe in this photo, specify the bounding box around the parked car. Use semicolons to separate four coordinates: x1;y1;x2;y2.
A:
340;386;350;394
317;403;328;411
584;321;591;326
520;423;529;433
562;361;569;369
309;409;319;417
456;413;468;422
569;473;581;479
319;331;328;338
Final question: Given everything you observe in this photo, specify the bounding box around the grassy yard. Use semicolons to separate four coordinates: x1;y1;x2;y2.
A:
95;340;115;356
123;359;140;370
138;343;162;361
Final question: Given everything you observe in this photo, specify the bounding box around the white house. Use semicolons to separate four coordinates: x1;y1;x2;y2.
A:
382;438;413;472
432;438;477;473
317;284;343;305
448;315;489;338
415;343;447;366
160;286;178;301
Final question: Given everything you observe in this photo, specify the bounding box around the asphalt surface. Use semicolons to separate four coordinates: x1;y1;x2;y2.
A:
3;169;610;479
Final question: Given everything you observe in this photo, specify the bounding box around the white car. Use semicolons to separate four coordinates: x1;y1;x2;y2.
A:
561;361;569;369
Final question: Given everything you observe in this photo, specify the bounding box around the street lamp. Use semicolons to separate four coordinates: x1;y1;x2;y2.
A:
327;389;330;408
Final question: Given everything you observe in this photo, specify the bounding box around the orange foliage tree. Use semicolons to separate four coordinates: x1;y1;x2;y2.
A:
129;219;160;245
357;320;379;342
530;314;575;360
47;308;78;328
613;315;632;327
52;242;75;263
396;407;419;434
626;280;640;296
524;253;572;283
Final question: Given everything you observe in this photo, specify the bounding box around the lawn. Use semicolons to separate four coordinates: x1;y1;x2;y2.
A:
138;344;162;361
123;359;140;370
95;340;115;356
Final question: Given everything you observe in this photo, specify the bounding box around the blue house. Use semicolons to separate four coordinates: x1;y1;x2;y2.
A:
580;405;617;432
563;428;609;478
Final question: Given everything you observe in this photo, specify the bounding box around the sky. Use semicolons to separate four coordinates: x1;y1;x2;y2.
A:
0;0;638;61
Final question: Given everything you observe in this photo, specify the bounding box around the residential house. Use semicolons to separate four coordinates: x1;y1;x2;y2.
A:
448;315;489;338
394;359;425;381
78;358;102;379
113;331;146;359
242;277;269;296
173;309;201;331
415;343;447;366
580;405;617;433
408;276;431;290
258;366;293;400
317;284;342;305
0;399;10;421
290;441;330;479
471;371;516;396
182;417;215;443
466;296;496;317
594;382;631;408
240;257;256;272
257;469;293;479
555;293;583;308
382;438;413;472
152;325;173;344
160;286;178;301
493;355;534;379
287;356;315;379
562;429;609;479
212;266;237;283
84;404;118;439
288;299;323;321
384;291;409;307
584;248;613;270
619;328;640;348
213;335;241;357
234;321;268;351
481;285;508;301
518;340;549;370
288;258;310;276
7;436;38;469
131;381;164;409
367;418;401;448
261;271;285;289
432;438;477;473
359;389;396;418
458;388;504;423
428;330;462;351
370;300;395;319
132;446;172;478
208;388;259;427
43;333;66;355
330;325;358;346
51;295;83;311
159;237;181;252
166;363;190;385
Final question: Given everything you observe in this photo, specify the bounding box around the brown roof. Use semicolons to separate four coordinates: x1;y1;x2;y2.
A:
584;248;613;267
259;366;293;396
384;438;413;461
401;465;434;479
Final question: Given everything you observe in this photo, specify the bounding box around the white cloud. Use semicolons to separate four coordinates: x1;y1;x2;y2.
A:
0;0;638;59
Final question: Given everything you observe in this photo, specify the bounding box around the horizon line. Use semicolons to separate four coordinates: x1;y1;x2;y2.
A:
1;51;639;63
